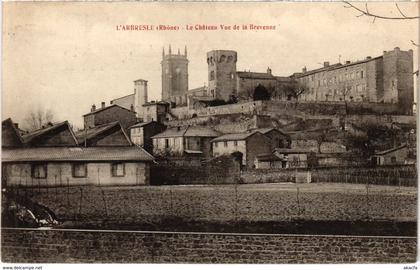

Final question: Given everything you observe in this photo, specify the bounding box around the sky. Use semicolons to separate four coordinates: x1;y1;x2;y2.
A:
3;2;419;129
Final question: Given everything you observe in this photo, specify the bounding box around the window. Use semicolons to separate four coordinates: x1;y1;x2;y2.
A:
111;163;125;177
32;164;47;179
224;141;228;147
165;139;169;148
234;141;238;146
72;163;87;178
215;142;218;148
391;156;397;164
360;71;364;78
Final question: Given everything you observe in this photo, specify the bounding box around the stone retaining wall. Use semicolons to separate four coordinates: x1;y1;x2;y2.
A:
1;228;416;263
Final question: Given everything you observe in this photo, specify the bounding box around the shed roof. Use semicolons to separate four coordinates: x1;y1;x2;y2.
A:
2;146;154;162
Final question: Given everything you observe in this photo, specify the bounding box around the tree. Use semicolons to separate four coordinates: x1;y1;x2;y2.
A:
253;84;270;101
23;107;54;131
343;1;419;22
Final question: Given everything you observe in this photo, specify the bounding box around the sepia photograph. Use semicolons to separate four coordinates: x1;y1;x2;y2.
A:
1;1;418;266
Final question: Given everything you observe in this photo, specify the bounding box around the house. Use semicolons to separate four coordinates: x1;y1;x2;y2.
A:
250;128;291;149
2;146;154;187
152;126;220;158
2;118;24;148
211;131;271;168
129;121;166;153
255;148;311;169
21;121;78;147
371;144;410;165
74;122;132;147
83;103;137;130
142;101;169;123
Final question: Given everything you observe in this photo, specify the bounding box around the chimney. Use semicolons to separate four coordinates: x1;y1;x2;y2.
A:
394;47;400;51
302;67;307;73
366;56;372;60
130;104;134;111
101;102;105;109
323;61;330;67
345;61;351;64
91;104;96;112
177;126;181;131
267;67;272;75
13;123;19;129
383;51;387;54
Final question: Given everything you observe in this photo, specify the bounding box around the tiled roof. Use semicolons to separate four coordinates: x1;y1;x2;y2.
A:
21;121;78;145
83;104;135;117
151;126;219;139
211;131;261;142
2;146;154;162
74;121;131;145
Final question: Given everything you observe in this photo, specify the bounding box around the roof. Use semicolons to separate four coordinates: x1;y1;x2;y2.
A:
2;146;154;163
21;121;78;145
184;150;203;154
273;148;311;154
129;121;163;129
110;93;135;102
151;126;219;139
236;71;276;80
251;128;289;137
143;101;169;107
256;153;282;162
83;104;135;117
211;131;262;142
374;144;408;156
2;118;24;146
294;56;382;78
188;86;207;93
74;121;131;145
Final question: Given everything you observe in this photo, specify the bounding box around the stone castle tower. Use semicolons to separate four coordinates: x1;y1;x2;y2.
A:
161;45;189;106
207;50;237;102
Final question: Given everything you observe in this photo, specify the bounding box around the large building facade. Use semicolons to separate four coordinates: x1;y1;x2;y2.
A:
294;47;414;114
161;45;189;107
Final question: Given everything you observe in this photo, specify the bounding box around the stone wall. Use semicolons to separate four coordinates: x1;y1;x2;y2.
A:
241;165;417;187
13;182;417;223
150;155;241;185
1;228;416;263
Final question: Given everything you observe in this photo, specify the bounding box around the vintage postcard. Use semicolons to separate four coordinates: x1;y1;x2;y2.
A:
1;1;418;267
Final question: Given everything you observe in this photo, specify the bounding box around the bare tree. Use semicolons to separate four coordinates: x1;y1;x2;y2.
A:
23;107;54;131
343;1;419;23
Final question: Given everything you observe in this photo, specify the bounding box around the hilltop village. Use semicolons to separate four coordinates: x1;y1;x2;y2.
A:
2;45;417;186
